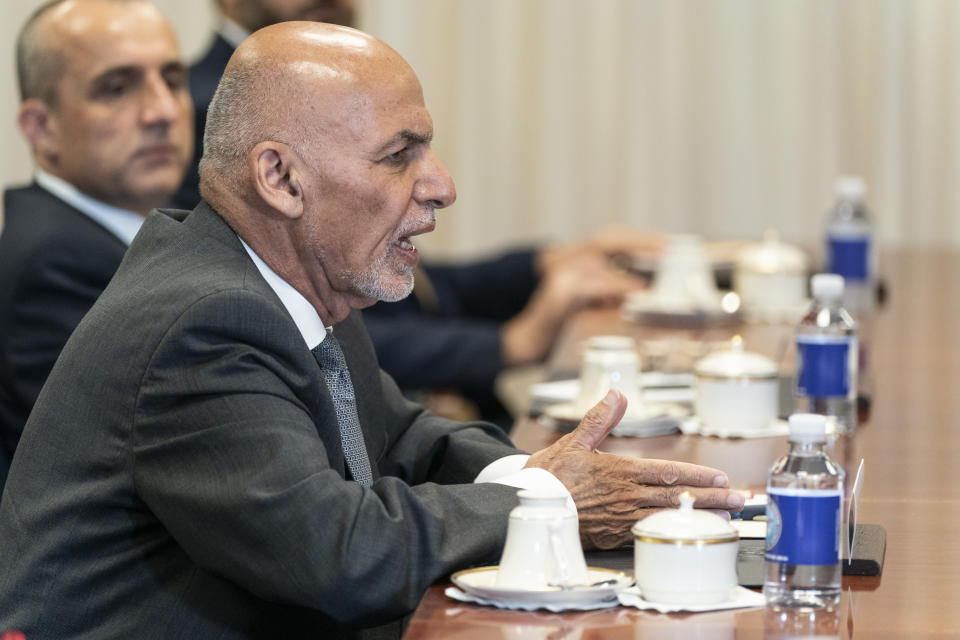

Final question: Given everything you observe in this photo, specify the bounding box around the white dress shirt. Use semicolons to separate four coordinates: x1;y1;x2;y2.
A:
238;238;573;504
34;170;145;247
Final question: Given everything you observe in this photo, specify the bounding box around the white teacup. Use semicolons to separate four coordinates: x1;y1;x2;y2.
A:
652;234;721;312
575;335;642;414
496;490;589;589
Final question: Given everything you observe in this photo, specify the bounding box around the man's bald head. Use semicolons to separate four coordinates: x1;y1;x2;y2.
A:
17;0;146;107
197;21;454;323
200;21;415;198
14;0;192;214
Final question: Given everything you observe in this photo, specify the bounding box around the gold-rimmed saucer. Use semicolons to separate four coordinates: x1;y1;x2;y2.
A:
450;566;633;605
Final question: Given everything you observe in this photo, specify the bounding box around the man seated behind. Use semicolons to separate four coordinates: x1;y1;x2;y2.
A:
0;20;743;639
0;0;193;490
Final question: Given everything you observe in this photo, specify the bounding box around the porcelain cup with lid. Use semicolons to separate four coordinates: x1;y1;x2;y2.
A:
694;336;779;432
631;492;739;604
651;234;721;312
496;490;589;590
734;229;809;321
574;335;642;415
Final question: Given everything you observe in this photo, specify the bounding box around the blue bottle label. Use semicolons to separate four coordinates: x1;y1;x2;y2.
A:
828;234;869;282
796;335;851;397
765;488;842;565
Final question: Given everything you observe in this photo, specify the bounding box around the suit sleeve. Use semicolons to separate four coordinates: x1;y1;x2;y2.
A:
361;250;539;390
424;249;539;321
130;291;520;626
363;313;504;390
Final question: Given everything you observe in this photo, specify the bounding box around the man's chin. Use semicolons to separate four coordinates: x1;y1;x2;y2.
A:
357;277;414;304
349;262;414;304
126;172;182;196
375;278;415;303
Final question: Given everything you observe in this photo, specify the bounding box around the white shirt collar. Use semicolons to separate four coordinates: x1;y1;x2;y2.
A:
239;237;329;349
218;17;250;50
34;169;145;246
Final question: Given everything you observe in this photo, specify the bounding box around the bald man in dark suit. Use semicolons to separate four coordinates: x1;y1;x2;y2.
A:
0;20;741;639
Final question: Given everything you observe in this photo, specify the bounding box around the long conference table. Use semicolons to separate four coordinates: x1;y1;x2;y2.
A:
404;249;960;638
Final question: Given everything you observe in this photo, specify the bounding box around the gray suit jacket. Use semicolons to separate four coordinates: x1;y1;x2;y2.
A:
0;202;522;639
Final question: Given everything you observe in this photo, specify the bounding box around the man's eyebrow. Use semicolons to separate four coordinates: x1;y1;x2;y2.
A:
90;60;186;84
91;65;142;83
376;129;433;154
161;61;188;74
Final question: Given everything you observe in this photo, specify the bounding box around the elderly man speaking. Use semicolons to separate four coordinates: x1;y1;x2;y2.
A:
0;21;743;640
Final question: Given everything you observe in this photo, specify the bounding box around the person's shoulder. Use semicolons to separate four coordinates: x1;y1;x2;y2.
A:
0;184;123;268
114;205;278;316
189;35;235;108
5;182;74;219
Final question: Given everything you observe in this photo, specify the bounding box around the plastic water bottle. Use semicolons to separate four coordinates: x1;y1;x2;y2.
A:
795;274;858;434
764;413;845;610
826;176;874;315
763;606;841;638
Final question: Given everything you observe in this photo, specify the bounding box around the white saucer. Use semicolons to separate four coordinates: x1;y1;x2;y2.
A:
679;417;790;439
617;585;767;613
529;374;697;405
542;402;688;437
451;566;634;605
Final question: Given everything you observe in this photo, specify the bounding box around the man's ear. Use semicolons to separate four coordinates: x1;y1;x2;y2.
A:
250;141;305;219
18;99;59;162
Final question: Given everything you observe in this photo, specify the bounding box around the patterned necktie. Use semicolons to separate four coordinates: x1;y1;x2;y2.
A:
311;334;374;486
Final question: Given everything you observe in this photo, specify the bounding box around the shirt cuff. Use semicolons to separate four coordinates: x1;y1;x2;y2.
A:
474;454;576;513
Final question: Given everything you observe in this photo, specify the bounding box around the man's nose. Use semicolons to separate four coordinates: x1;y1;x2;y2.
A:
140;75;182;127
414;150;456;209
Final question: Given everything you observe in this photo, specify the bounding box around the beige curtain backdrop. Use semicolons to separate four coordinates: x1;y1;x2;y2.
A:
3;0;959;259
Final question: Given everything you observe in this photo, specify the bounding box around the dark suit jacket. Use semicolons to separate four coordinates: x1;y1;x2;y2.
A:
0;202;522;639
0;184;128;491
171;34;234;209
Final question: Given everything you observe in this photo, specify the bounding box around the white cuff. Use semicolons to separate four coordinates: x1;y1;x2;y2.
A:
474;454;529;483
475;454;576;513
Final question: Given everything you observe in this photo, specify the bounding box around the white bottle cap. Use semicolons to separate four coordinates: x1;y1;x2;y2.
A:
811;273;844;301
789;413;827;443
835;176;866;201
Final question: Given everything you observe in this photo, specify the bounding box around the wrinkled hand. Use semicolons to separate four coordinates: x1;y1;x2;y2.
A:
524;390;745;549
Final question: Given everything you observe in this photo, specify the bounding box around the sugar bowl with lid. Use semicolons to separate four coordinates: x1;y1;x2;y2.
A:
734;229;809;322
694;336;779;433
631;492;740;604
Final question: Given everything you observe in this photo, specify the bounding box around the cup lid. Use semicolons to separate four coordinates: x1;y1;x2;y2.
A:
694;336;777;379
631;492;738;542
735;229;808;275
